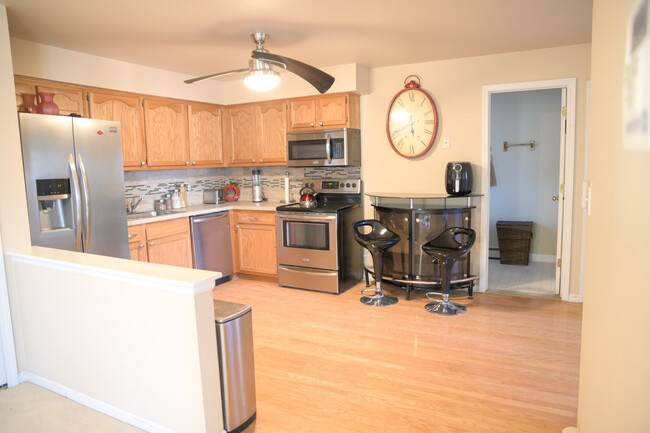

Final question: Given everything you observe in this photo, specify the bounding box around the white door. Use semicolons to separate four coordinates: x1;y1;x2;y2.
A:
554;88;568;295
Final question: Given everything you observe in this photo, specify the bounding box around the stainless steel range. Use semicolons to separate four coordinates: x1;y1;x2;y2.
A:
276;178;363;294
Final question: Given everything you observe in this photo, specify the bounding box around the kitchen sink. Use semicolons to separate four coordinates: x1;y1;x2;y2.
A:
126;210;181;219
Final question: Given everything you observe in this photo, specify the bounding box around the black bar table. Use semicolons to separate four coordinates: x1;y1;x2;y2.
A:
365;193;481;300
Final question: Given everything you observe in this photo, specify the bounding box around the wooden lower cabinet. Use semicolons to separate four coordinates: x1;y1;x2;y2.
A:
128;218;193;268
127;225;148;262
231;210;277;276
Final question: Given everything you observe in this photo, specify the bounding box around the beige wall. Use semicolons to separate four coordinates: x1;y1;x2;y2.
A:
10;38;370;105
577;0;650;431
5;249;223;433
0;7;29;251
360;44;591;295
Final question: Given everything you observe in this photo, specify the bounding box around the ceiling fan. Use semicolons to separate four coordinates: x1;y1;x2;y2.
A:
184;32;335;94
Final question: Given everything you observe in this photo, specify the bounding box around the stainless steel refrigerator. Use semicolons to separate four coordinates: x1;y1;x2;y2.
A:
19;112;129;259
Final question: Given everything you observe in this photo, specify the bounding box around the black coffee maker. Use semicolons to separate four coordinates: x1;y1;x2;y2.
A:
446;162;473;196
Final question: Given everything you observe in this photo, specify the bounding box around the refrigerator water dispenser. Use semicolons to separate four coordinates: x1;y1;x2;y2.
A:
36;178;74;232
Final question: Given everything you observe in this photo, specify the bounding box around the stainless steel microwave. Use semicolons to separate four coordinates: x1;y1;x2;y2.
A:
287;128;360;167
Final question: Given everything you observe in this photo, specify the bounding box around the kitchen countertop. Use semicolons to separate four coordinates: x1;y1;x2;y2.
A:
127;200;285;225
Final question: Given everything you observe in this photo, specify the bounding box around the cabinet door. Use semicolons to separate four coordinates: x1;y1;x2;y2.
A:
256;102;287;165
234;224;278;276
128;225;148;262
188;103;224;167
35;83;87;117
144;99;190;168
147;233;193;268
288;99;316;130
88;91;147;169
317;94;348;128
227;105;257;165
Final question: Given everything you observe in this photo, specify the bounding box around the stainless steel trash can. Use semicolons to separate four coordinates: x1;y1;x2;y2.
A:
214;301;257;433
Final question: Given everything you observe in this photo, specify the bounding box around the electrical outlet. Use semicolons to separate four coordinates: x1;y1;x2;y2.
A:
442;137;450;149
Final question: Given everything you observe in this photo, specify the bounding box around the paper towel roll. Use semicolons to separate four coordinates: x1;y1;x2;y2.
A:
284;172;290;203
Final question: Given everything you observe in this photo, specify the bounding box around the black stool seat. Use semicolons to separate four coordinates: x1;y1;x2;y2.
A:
353;220;400;307
422;227;476;315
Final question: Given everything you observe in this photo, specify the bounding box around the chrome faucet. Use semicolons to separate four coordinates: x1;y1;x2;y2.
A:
127;197;142;214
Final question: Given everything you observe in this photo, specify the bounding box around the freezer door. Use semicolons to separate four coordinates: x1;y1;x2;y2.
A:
72;117;129;259
19;113;80;252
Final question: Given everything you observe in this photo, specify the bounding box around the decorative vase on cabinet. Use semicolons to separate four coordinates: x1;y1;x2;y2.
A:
19;93;37;113
36;92;59;115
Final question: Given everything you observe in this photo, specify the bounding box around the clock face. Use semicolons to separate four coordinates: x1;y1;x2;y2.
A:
386;88;438;158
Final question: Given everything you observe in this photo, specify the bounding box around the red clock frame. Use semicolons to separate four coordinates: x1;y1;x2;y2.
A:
385;77;439;159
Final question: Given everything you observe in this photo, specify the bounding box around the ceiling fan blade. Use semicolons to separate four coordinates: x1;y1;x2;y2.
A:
184;67;249;84
252;52;334;94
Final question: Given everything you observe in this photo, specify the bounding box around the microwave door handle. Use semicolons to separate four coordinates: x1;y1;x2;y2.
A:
68;153;83;251
325;134;332;164
77;153;91;251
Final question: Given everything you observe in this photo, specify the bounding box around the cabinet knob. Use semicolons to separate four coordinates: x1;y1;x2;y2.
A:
319;122;323;126
235;225;240;229
185;161;189;165
149;242;154;246
249;217;258;221
310;122;314;127
139;243;144;248
259;159;263;163
141;161;146;166
192;161;196;165
252;159;256;163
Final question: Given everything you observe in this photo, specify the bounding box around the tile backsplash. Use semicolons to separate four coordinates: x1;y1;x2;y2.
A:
124;166;361;211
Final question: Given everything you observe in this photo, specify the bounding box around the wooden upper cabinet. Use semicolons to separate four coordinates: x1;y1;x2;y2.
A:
188;103;224;167
88;91;147;169
288;99;317;129
256;101;287;164
288;92;360;131
143;98;190;168
14;76;87;117
227;105;257;165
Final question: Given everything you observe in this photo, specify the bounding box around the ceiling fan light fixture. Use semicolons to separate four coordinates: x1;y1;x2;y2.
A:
243;69;280;91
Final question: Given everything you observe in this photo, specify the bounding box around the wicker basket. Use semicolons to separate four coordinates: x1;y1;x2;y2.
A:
496;221;533;265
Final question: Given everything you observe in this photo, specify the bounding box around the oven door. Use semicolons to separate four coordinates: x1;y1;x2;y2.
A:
276;212;338;270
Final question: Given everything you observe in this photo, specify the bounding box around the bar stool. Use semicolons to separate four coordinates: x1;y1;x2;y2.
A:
421;227;476;315
353;220;401;306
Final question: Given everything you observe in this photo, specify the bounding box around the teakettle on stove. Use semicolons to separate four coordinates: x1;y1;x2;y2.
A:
299;187;318;208
446;162;473;196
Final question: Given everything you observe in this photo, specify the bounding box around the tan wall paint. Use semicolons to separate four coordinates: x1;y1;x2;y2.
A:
360;44;591;294
5;253;223;433
10;38;370;105
577;0;650;431
0;7;30;251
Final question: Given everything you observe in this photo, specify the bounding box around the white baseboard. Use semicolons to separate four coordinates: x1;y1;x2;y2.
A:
18;372;177;433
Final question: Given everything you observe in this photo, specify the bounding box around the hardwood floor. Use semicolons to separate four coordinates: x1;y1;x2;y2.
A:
213;278;582;433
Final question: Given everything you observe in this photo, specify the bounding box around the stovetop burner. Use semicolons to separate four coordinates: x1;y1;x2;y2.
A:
276;178;361;214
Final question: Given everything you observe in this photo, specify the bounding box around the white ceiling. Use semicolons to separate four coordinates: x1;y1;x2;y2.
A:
3;0;592;80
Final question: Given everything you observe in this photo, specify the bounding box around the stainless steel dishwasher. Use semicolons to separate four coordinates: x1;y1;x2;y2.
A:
190;212;234;280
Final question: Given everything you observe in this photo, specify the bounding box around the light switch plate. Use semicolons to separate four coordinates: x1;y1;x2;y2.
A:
442;137;450;149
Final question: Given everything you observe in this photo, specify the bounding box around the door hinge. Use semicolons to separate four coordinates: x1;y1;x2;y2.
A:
562;106;567;116
560;183;565;194
557;258;562;268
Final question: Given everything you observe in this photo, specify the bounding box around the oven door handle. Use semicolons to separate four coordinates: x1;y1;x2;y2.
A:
277;214;337;221
325;134;332;164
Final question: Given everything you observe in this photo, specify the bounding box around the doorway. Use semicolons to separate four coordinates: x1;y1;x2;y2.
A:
480;79;577;301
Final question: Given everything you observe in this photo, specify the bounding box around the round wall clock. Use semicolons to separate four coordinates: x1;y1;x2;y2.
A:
386;75;438;158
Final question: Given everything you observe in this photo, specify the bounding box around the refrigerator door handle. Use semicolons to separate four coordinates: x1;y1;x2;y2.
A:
77;153;92;251
68;153;83;251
